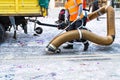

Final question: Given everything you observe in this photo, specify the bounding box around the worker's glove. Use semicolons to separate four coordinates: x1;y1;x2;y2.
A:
57;22;68;29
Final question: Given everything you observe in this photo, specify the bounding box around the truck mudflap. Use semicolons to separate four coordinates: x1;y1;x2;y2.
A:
0;0;50;16
0;24;5;43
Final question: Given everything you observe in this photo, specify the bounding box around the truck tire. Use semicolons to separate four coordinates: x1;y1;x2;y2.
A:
0;24;5;43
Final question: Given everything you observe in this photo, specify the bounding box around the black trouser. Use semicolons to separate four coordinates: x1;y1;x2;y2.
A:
66;16;88;44
66;16;87;31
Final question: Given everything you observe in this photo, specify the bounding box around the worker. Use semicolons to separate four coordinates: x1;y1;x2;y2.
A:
57;0;90;51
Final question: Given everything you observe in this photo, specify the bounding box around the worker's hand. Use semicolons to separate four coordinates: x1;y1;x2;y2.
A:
57;22;67;29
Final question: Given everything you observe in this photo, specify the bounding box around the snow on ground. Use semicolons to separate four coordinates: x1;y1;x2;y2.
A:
0;8;120;80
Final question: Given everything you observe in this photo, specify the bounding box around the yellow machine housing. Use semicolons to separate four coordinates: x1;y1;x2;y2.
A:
0;0;48;16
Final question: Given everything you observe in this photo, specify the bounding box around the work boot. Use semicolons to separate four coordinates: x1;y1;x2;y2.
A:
63;44;73;49
83;41;89;51
97;17;100;21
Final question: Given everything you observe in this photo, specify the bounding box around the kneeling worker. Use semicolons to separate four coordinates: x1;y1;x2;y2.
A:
57;0;89;51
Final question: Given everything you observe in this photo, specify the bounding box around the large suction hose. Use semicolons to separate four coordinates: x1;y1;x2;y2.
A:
46;6;115;53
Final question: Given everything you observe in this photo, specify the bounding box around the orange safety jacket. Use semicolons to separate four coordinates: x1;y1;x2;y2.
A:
65;0;84;21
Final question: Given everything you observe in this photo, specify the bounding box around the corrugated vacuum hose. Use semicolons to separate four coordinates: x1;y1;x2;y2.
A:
46;6;115;54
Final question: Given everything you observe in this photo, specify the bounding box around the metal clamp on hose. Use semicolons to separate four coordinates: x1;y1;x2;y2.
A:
45;44;57;53
77;29;82;40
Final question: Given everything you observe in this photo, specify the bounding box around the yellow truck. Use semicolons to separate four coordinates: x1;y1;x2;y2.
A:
0;0;50;42
0;0;49;16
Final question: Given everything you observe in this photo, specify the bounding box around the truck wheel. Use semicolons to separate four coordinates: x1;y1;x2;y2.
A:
35;27;43;34
0;24;5;43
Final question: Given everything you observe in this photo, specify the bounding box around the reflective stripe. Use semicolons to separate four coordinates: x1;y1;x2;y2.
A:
70;11;77;15
68;0;77;10
68;5;76;10
68;0;78;16
73;0;77;6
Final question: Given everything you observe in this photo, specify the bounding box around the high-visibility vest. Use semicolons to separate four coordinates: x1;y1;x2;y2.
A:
65;0;84;21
